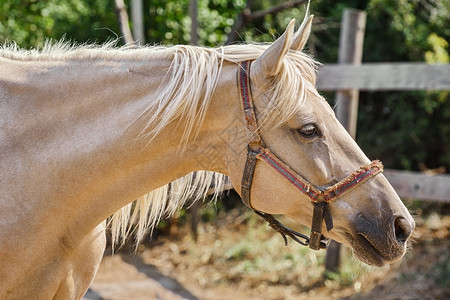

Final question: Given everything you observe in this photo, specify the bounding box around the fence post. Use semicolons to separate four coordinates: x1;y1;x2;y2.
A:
326;9;366;272
131;0;145;44
190;0;199;45
334;8;366;136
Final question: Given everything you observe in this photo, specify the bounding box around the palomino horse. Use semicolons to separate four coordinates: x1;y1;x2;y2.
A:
0;12;414;300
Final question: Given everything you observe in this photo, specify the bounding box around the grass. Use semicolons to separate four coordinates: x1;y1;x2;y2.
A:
168;208;385;292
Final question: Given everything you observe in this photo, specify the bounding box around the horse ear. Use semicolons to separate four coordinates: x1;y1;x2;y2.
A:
290;14;314;51
251;19;295;81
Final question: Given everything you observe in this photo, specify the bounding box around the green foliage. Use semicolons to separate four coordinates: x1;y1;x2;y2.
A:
0;0;119;48
197;0;244;45
426;33;449;63
143;0;189;45
140;0;245;46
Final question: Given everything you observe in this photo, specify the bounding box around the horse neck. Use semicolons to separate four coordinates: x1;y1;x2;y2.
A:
1;53;237;241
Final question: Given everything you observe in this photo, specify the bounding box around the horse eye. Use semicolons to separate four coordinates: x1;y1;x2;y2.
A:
298;124;319;138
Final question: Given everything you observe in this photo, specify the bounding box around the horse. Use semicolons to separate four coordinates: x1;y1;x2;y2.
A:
0;11;414;299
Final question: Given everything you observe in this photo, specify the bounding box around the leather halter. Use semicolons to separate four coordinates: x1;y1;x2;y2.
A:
237;60;384;250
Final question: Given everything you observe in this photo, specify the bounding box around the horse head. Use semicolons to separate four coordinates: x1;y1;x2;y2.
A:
224;17;415;267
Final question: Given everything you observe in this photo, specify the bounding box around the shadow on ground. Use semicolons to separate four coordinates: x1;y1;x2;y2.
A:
83;254;198;300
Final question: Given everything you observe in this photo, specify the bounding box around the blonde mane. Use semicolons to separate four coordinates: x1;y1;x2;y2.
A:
118;44;319;247
1;27;320;247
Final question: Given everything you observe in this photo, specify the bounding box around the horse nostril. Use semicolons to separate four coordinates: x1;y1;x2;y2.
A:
394;217;412;244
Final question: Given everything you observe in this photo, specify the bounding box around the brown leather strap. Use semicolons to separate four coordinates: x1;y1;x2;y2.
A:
238;60;262;209
310;202;326;250
238;60;261;148
241;147;259;208
254;210;310;246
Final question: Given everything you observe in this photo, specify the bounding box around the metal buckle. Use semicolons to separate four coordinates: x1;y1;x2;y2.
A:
309;200;333;250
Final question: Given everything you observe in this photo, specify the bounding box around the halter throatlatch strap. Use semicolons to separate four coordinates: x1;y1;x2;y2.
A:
237;60;384;250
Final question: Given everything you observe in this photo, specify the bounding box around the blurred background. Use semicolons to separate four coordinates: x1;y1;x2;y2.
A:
1;0;448;299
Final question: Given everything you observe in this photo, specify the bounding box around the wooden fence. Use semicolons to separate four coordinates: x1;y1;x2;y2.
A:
317;62;450;203
318;8;450;271
317;9;450;204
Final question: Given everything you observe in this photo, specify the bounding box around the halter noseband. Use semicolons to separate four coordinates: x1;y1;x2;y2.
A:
237;60;384;250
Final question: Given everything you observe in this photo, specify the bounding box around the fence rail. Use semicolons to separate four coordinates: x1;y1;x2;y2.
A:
318;63;450;91
384;170;450;202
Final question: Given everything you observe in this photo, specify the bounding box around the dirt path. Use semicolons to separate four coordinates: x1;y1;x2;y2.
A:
83;255;198;300
84;212;449;300
84;253;266;300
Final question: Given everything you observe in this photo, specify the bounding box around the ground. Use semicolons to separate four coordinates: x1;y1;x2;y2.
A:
83;206;449;300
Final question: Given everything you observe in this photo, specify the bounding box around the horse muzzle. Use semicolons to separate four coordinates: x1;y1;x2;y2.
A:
343;212;415;267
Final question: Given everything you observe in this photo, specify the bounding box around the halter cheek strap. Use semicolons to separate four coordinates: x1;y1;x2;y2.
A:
237;60;384;250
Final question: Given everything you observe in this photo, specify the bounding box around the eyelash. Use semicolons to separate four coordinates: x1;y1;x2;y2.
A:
297;123;322;139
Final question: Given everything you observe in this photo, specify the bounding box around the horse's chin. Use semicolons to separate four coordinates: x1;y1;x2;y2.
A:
325;231;407;267
343;233;407;267
351;234;387;267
